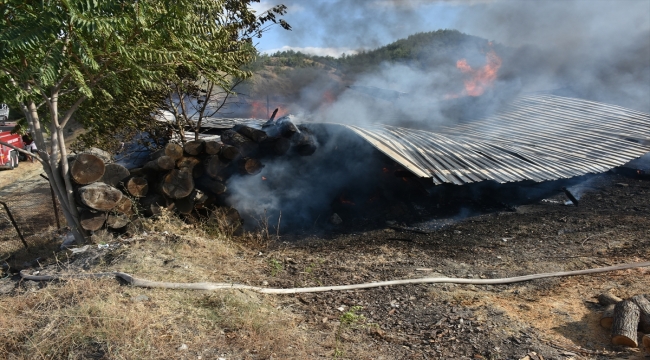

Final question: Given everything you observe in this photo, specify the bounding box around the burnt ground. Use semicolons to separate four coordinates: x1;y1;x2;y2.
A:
258;170;650;359
2;170;649;359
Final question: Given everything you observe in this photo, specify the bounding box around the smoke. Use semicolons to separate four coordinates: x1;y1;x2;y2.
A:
222;0;650;230
454;0;650;112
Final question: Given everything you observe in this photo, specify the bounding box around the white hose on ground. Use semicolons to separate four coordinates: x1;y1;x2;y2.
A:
19;261;650;294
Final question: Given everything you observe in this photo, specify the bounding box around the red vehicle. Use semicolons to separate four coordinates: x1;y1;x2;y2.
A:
0;131;25;169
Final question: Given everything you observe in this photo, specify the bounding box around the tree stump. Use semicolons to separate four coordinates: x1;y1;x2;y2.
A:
71;153;106;184
126;176;149;197
78;182;123;211
204;141;221;155
611;300;640;347
598;292;623;306
600;304;616;329
184;140;205;156
80;210;107;231
219;144;240;161
106;213;130;229
100;163;130;187
161;168;194;199
631;294;650;333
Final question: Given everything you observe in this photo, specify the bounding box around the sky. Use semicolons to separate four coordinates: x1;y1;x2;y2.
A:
252;0;650;57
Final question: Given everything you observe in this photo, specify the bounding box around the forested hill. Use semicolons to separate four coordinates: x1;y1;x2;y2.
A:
257;30;510;76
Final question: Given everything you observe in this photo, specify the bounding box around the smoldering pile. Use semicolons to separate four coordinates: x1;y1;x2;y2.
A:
70;115;318;234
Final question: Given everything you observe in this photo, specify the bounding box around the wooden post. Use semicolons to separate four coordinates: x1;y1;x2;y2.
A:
0;201;28;249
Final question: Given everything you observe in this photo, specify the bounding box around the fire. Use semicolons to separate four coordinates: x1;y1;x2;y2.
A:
447;45;502;98
249;100;289;119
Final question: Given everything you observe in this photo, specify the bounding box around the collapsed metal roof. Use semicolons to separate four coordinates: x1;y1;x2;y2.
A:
334;94;650;185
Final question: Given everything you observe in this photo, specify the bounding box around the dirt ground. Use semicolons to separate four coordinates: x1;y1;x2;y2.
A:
1;169;649;359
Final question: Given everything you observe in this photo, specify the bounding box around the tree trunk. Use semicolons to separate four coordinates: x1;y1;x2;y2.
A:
611;300;640;347
106;213;130;229
183;140;205;156
631;294;650;333
219;144;240;161
161;168;194;199
600;304;615;329
71;153;106;184
144;156;175;172
78;182;124;211
79;210;107;231
221;129;257;156
100;163;130;187
233;124;268;143
205;141;221;155
126;176;149;197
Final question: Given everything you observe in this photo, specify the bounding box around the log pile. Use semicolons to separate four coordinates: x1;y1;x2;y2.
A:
598;292;650;350
68;117;316;236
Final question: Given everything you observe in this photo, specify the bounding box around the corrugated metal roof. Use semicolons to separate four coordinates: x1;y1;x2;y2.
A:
334;94;650;185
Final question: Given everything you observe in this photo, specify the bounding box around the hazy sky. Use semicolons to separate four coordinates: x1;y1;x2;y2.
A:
253;0;650;56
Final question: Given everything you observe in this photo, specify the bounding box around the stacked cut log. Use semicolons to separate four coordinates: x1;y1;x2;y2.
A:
69;117;317;236
597;292;650;350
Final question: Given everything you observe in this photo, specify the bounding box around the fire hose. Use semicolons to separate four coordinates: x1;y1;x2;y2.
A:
19;261;650;294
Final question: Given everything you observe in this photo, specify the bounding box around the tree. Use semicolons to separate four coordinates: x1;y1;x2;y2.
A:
0;0;288;244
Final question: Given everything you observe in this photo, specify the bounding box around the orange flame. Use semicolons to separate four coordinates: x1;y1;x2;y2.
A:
249;100;289;119
447;46;502;98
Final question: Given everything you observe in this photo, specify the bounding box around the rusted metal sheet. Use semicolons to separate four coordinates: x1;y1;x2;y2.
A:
334;94;650;184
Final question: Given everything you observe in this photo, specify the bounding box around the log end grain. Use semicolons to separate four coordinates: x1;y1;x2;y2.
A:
126;176;149;197
600;304;615;329
642;334;650;353
162;169;194;199
100;163;130;187
78;182;123;211
71;153;106;185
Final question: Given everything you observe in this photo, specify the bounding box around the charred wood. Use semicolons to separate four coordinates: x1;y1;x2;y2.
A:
259;137;290;156
195;176;227;195
205;155;228;179
562;187;579;206
292;126;317;156
233;124;268;143
140;193;168;217
221;130;257;156
239;157;264;175
174;189;208;214
219;144;241;161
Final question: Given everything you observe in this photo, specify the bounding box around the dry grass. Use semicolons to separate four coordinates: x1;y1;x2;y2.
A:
0;211;316;359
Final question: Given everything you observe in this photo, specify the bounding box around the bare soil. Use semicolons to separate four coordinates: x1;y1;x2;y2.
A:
1;171;649;359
